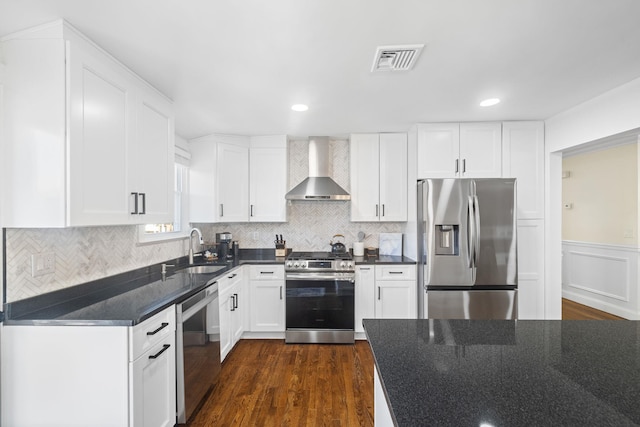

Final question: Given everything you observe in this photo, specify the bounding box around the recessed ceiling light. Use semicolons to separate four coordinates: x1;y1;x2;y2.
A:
480;98;500;107
291;104;309;112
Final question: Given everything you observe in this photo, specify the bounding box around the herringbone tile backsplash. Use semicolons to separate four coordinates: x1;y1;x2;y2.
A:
5;138;406;302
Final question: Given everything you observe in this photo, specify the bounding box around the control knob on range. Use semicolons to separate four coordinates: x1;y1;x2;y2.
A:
294;262;300;268
340;262;346;268
287;262;293;268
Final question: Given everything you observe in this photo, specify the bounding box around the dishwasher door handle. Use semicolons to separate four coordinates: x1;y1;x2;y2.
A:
179;289;219;322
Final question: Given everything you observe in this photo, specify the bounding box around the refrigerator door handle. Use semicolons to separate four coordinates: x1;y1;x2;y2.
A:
467;195;475;268
473;194;481;266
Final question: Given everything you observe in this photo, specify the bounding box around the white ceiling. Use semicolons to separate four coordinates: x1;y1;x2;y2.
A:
2;0;640;140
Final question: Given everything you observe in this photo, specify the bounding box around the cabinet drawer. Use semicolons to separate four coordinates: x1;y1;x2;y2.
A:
375;265;416;281
219;266;243;292
130;305;175;361
249;265;284;281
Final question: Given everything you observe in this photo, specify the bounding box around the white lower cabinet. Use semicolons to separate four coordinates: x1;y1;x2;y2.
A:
1;305;176;427
131;338;176;427
219;267;246;361
517;219;545;319
249;265;285;332
375;265;417;319
355;266;375;334
355;264;417;337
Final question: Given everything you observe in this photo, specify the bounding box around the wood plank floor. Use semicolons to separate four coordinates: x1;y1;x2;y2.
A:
188;340;375;427
562;298;625;320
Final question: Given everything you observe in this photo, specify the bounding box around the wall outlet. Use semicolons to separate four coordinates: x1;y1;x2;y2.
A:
252;232;259;241
31;252;55;277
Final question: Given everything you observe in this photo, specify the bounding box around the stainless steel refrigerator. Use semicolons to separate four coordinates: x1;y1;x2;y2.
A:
417;178;517;319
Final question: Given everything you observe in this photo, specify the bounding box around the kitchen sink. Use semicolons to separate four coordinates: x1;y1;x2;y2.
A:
178;265;226;274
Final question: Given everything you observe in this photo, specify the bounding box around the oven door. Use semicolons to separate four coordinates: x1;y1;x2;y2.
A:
285;273;355;335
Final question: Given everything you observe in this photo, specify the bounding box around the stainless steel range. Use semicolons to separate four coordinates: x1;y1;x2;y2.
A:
285;251;355;344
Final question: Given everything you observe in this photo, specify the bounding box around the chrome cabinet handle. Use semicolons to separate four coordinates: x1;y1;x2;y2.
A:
462;159;466;173
388;271;403;275
230;295;236;311
260;271;275;275
250;204;254;217
280;286;283;300
148;344;170;360
455;159;459;173
233;293;238;309
378;286;381;300
146;322;169;336
375;205;379;217
220;204;224;217
382;204;385;217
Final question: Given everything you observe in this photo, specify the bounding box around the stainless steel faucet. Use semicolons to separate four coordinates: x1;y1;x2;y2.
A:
189;228;204;264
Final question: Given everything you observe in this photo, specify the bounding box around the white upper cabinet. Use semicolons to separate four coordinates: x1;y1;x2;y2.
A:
132;87;175;224
189;134;287;223
1;21;174;227
459;122;502;177
249;136;288;222
417;122;502;178
189;135;249;223
217;142;250;222
351;133;407;222
416;123;460;178
502;121;545;219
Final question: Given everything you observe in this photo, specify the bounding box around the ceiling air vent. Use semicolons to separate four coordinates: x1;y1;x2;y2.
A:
371;44;424;72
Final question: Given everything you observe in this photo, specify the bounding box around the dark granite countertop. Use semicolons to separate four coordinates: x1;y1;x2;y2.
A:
364;319;640;427
353;255;415;265
5;249;284;327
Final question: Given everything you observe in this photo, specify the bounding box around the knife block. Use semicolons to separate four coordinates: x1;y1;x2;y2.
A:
275;244;287;257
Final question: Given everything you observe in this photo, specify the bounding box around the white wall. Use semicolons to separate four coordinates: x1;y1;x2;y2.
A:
546;75;640;319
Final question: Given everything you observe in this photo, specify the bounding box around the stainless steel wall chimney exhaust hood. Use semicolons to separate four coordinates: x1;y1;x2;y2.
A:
285;137;350;201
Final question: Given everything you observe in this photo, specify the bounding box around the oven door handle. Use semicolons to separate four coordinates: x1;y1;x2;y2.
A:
286;273;355;281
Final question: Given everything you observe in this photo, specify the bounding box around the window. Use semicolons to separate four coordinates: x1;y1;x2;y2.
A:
138;162;190;243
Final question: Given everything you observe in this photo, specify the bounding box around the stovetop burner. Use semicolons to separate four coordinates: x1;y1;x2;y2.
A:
287;251;352;261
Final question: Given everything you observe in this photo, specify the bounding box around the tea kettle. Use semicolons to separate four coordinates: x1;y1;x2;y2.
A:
330;234;347;253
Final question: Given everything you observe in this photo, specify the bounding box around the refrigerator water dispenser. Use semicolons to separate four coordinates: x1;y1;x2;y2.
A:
435;225;459;255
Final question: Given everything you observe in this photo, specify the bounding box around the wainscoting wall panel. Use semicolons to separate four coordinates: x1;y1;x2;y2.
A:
562;240;639;319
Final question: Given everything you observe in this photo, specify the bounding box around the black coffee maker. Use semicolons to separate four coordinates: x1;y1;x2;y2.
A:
216;232;233;259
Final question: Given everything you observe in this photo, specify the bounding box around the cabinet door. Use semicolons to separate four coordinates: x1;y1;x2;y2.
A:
250;147;287;222
219;285;234;361
517;219;545;319
249;280;285;332
68;39;135;226
217;142;249;222
350;133;381;221
375;281;417;319
416;123;460;179
231;279;245;344
133;88;174;224
188;137;217;222
379;133;407;221
131;338;176;427
502;121;544;219
459;122;502;178
355;266;375;334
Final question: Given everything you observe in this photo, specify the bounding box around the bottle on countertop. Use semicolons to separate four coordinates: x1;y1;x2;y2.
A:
232;241;239;259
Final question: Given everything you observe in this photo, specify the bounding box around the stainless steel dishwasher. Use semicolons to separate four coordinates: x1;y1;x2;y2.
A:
176;279;221;424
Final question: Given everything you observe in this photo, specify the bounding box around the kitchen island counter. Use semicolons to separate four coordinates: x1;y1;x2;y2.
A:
364;318;640;427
